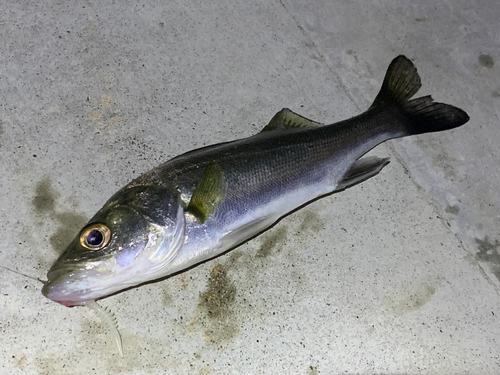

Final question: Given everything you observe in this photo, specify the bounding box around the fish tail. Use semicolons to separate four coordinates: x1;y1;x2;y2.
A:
371;55;469;135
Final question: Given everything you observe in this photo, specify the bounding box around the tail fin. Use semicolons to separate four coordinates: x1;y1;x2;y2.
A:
371;55;469;135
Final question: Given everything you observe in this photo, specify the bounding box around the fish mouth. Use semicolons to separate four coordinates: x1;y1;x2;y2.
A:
42;283;89;307
45;265;76;282
42;264;91;307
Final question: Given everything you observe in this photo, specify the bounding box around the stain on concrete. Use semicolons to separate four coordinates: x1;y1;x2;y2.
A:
401;284;435;313
304;40;325;63
180;230;288;348
88;94;122;128
32;178;58;214
478;54;495;69
413;137;464;181
161;272;190;308
387;281;436;316
108;115;122;126
475;236;500;281
101;93;112;109
492;89;500;98
35;324;174;375
90;110;104;124
445;205;460;215
307;365;319;375
50;212;88;253
161;289;174;306
199;365;213;374
298;210;324;234
32;178;87;254
463;253;477;267
257;227;287;258
35;354;71;375
366;325;375;335
196;264;238;343
180;258;244;347
200;264;237;318
12;353;27;369
431;151;462;181
81;320;174;372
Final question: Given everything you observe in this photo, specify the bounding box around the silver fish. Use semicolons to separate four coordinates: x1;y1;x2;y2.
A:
42;56;468;353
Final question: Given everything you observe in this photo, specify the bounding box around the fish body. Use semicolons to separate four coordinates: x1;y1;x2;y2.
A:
42;56;469;308
140;111;390;276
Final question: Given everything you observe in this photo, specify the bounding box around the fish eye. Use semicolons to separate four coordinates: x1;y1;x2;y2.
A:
80;223;111;250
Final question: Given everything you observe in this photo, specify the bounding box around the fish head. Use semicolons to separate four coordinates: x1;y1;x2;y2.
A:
42;185;185;306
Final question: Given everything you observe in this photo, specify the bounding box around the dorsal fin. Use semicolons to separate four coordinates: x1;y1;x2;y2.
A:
261;108;324;132
187;162;225;223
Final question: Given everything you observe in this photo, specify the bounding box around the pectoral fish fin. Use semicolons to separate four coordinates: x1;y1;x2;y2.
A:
335;157;390;192
187;162;225;223
261;108;324;132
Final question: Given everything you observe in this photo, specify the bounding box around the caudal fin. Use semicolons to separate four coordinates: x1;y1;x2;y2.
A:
371;55;469;135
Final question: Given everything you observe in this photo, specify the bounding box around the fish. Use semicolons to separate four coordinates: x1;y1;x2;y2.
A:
41;55;469;355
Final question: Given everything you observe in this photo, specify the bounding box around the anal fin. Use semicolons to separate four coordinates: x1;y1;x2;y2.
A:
335;157;390;192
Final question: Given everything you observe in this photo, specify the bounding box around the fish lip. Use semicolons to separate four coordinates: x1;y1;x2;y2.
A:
42;263;90;306
46;265;76;282
42;282;81;306
42;280;89;307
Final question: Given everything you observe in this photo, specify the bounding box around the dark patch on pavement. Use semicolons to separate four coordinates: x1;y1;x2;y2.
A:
475;236;500;282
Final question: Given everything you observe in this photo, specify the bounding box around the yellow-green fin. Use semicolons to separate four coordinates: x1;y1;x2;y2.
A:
187;162;225;223
260;108;324;132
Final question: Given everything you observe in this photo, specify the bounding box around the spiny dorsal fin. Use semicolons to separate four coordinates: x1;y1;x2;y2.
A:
261;108;324;132
187;162;225;223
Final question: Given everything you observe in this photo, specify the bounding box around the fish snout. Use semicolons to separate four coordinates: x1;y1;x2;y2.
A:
42;267;87;307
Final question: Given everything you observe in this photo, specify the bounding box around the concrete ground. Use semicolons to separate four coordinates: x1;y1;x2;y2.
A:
1;1;499;374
